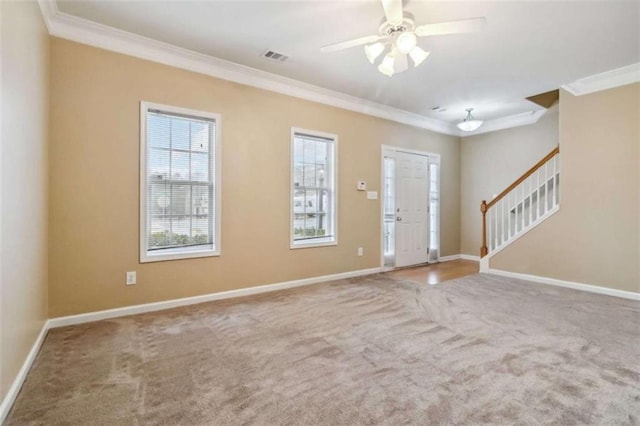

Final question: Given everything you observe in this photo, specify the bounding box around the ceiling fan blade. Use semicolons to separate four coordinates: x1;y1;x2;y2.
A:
381;0;403;26
394;53;408;73
321;35;382;53
415;17;487;37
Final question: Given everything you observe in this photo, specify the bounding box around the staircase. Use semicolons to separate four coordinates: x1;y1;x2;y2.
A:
479;147;560;271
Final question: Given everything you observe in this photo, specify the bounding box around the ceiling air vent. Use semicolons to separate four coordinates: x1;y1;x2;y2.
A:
261;49;289;63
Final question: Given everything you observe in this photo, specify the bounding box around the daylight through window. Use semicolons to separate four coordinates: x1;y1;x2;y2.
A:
291;130;337;248
141;103;220;262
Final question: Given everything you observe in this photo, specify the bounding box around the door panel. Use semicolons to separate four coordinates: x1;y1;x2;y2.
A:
395;151;429;267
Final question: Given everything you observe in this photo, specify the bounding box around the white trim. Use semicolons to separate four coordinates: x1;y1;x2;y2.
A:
290;128;338;250
139;101;222;263
35;3;640;137
479;257;489;273
37;1;458;136
460;254;480;261
486;269;640;301
562;63;640;96
0;321;50;424
437;254;460;262
436;254;480;262
459;108;549;138
48;267;381;328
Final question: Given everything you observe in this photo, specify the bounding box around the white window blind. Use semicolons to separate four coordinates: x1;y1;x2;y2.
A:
291;129;337;248
140;102;221;262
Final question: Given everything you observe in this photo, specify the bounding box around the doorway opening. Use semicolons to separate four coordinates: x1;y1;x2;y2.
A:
381;146;440;270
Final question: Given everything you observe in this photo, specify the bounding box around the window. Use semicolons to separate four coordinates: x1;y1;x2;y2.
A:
428;160;440;262
140;102;221;262
291;128;337;248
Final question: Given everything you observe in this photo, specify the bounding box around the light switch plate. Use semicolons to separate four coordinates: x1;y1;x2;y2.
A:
367;191;378;200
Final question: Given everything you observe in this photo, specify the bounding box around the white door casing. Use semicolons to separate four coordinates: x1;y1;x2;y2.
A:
395;151;429;267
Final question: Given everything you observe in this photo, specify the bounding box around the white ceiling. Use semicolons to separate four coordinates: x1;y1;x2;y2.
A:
57;0;639;125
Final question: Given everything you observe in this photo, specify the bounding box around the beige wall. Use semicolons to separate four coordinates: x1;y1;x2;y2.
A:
492;85;640;293
48;38;461;317
460;110;559;255
0;1;49;400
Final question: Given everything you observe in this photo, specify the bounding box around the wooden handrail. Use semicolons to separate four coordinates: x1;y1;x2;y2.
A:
486;146;559;210
480;146;559;257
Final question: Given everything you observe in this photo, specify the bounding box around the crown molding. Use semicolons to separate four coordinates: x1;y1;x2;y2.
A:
37;0;458;136
561;62;640;96
37;1;635;138
458;105;555;138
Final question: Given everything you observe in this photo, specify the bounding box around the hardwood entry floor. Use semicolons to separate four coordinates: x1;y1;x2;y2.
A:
385;259;479;285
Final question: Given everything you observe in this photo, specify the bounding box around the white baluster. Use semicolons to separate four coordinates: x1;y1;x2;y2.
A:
520;182;526;231
528;175;533;226
507;191;512;239
536;167;541;220
489;207;493;252
553;154;560;207
493;201;500;248
500;198;507;244
544;161;549;214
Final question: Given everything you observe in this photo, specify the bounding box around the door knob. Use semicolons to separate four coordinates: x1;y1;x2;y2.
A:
396;216;402;221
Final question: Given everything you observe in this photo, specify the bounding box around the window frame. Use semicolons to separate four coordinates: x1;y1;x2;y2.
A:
139;101;222;263
290;127;338;249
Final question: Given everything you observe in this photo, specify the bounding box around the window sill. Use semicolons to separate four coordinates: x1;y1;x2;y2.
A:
290;239;337;250
140;246;219;263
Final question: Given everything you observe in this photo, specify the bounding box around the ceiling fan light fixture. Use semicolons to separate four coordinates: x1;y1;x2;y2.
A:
457;108;483;132
364;42;386;64
378;52;395;76
409;46;430;67
396;32;417;54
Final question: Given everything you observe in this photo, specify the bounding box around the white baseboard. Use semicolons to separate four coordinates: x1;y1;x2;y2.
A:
49;267;382;328
460;254;480;261
438;254;480;262
0;320;50;424
438;254;460;262
486;268;640;301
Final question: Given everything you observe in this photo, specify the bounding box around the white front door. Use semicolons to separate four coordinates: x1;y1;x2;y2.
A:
395;151;430;267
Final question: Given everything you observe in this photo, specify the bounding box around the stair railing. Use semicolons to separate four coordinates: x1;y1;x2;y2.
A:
481;146;560;258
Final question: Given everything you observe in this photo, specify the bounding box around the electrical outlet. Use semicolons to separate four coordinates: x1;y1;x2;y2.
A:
126;271;136;286
357;247;364;256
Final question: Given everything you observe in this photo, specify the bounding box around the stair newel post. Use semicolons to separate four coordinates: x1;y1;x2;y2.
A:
480;200;488;258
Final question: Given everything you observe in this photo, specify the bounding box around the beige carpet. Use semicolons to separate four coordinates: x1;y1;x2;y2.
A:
6;273;640;425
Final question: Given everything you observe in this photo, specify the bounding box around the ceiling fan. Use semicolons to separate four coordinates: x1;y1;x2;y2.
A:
321;0;486;76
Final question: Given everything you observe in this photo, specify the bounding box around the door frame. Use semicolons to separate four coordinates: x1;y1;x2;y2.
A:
380;145;441;271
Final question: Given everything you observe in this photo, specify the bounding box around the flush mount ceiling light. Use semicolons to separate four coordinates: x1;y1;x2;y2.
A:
320;0;486;77
457;108;483;132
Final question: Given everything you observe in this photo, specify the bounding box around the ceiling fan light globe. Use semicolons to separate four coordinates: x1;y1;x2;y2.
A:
409;46;430;67
457;120;483;132
364;42;386;64
396;32;417;54
378;53;395;76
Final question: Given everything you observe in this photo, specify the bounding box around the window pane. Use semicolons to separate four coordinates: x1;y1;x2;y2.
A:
191;121;210;152
148;180;171;216
191;152;209;182
291;132;335;243
149;148;170;179
144;107;217;257
170;184;191;216
192;185;210;216
148;113;170;149
171;117;190;151
148;216;170;249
